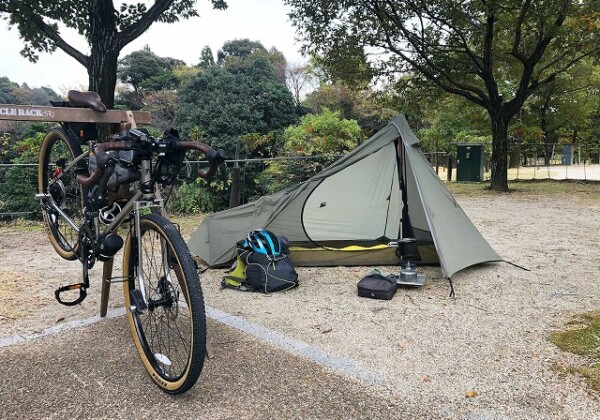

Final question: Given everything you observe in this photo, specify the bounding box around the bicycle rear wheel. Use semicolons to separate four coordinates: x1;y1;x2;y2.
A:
38;128;87;260
123;214;206;394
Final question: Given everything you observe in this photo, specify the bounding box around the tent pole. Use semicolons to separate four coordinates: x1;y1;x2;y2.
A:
397;138;414;240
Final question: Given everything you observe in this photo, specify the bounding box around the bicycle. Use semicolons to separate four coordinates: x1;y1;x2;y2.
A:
35;90;225;394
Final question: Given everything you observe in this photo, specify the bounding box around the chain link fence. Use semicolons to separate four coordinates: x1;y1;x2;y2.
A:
2;144;599;219
423;143;600;182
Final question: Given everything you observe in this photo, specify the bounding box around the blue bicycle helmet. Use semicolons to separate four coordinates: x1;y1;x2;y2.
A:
245;229;282;256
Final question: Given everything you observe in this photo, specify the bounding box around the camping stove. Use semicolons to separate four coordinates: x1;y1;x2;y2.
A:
388;238;426;287
398;261;426;287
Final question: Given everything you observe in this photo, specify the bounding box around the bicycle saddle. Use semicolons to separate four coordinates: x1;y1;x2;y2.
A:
67;90;107;112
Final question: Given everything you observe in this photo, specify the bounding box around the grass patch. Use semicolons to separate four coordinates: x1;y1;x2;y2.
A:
0;219;45;231
169;213;206;239
550;311;600;392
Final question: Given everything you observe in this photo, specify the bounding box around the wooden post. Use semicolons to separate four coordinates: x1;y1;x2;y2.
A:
0;104;150;124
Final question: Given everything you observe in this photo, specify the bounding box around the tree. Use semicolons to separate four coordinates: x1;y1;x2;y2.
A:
216;39;288;83
176;42;298;152
286;0;600;191
284;108;362;155
285;62;314;106
0;78;60;160
527;60;600;165
419;95;491;154
118;46;185;93
176;40;299;207
143;89;179;131
0;77;19;104
304;83;395;135
216;39;266;63
0;1;227;108
256;109;362;194
198;45;215;68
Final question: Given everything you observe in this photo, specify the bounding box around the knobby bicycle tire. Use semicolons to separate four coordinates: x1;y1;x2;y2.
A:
38;128;86;260
122;214;207;394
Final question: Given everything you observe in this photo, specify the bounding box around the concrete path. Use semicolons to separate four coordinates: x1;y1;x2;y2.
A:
0;316;420;419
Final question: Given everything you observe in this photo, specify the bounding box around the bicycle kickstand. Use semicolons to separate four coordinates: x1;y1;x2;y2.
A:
100;257;114;317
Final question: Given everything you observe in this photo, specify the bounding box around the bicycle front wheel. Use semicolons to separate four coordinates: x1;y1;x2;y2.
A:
38;128;86;260
123;214;206;394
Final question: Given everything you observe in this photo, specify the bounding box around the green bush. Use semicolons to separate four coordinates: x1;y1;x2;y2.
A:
0;165;39;216
0;133;43;218
166;180;217;214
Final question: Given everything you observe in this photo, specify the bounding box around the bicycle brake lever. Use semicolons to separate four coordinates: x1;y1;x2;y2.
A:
206;149;226;166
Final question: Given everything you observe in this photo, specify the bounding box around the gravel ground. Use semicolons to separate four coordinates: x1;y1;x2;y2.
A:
1;189;600;419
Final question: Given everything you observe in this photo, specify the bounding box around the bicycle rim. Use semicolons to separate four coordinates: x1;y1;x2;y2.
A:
123;214;206;394
38;128;85;260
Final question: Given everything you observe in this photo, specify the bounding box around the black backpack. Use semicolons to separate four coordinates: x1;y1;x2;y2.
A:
222;235;299;293
241;249;299;293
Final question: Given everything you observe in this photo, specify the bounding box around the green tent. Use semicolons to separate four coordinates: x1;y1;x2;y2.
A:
188;115;502;278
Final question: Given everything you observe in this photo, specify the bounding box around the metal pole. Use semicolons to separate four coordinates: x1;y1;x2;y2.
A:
435;140;439;174
229;138;241;208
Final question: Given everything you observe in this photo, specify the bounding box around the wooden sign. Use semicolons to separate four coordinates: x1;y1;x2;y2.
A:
0;104;151;124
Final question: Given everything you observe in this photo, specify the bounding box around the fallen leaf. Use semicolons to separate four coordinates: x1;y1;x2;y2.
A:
466;391;478;398
423;375;430;382
398;340;406;349
321;327;333;334
56;317;65;323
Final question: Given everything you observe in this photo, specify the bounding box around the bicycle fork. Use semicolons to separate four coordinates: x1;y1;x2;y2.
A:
127;198;168;315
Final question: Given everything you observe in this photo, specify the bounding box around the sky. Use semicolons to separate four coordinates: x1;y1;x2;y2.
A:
0;0;305;94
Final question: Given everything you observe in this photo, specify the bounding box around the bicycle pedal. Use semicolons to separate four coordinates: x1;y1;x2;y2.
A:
55;283;87;306
129;289;148;313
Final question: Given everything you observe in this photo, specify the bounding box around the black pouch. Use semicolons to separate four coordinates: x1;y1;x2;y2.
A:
357;274;397;300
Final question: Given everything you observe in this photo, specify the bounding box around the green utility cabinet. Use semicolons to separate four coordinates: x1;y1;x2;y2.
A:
456;144;484;182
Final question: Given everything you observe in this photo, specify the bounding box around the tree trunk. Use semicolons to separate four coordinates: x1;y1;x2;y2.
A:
489;114;509;192
540;107;552;166
88;48;119;109
509;146;520;169
87;0;120;109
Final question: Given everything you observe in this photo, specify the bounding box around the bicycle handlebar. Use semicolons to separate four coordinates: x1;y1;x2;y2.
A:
75;139;225;187
176;141;226;180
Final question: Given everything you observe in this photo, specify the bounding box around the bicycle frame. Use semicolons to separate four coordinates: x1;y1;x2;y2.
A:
37;146;166;316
